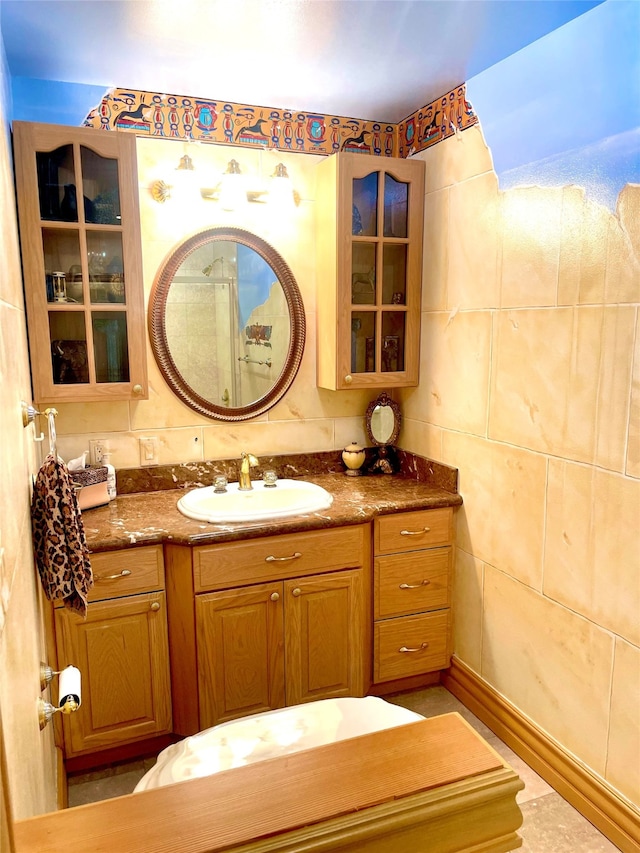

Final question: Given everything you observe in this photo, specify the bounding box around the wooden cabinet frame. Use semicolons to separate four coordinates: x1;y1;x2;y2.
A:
13;121;147;402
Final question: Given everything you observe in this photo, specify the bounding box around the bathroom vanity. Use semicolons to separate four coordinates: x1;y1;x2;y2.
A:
49;455;462;766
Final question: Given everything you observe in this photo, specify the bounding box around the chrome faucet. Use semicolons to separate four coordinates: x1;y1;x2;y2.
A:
238;451;259;491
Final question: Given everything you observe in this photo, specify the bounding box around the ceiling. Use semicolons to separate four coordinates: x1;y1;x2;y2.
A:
1;0;604;123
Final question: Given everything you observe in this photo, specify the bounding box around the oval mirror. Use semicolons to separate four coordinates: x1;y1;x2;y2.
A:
149;227;305;421
365;392;401;446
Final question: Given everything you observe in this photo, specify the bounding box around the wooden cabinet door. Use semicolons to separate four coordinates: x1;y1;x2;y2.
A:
196;582;285;728
284;569;366;706
54;592;171;757
316;152;424;391
12;121;147;403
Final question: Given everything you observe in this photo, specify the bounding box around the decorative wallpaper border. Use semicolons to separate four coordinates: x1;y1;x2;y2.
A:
83;84;477;159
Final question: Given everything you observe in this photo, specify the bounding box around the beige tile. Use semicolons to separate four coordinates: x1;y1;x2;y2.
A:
404;310;491;435
448;173;501;309
483;566;614;776
452;548;483;673
605;201;640;305
334;417;368;452
419;126;494;195
396;414;443;461
0;532;58;820
558;186;587;306
489;306;634;471
616;183;640;270
544;460;640;647
442;432;547;590
579;199;609;304
51;401;131;434
202;418;334;460
500;186;563;308
628;310;640;479
421;186;449;311
606;638;640;805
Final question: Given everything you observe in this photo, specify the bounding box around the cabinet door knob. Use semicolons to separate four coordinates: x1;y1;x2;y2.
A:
132;384;144;395
400;526;431;536
270;592;280;602
150;602;160;612
344;374;353;384
399;642;429;653
94;569;131;582
399;580;431;589
291;588;302;597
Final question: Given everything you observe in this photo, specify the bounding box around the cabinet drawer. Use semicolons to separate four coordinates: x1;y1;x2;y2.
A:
194;524;367;592
87;546;164;602
374;508;453;555
375;547;451;619
374;611;450;683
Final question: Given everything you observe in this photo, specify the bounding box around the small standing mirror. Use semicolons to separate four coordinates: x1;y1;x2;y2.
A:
365;392;401;446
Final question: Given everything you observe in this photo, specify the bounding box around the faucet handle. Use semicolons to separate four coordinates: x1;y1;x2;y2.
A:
263;470;278;488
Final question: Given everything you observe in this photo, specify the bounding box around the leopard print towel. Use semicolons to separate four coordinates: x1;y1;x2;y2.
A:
31;453;93;617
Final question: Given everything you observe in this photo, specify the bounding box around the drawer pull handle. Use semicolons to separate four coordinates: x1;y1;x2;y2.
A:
400;527;431;536
265;552;302;563
94;569;132;582
399;580;431;590
399;642;429;653
150;602;160;612
270;592;280;602
292;588;302;597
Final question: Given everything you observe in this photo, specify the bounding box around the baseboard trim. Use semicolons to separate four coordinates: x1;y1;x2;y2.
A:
442;657;639;853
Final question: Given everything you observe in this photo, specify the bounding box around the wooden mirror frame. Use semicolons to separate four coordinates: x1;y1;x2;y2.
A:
365;392;401;446
148;227;306;421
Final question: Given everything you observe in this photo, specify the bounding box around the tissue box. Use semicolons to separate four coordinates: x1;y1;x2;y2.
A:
70;466;109;511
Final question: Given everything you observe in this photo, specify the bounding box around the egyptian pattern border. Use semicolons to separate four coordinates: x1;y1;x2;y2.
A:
83;84;477;158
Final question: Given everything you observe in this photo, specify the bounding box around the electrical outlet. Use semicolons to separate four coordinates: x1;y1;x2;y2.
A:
89;439;106;466
139;436;159;466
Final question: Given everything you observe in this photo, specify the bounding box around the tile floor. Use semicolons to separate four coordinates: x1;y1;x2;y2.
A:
68;686;623;852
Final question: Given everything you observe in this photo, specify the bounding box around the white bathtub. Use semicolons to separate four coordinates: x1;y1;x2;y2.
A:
135;696;424;792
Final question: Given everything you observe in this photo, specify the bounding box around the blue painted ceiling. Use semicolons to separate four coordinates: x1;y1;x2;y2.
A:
1;0;604;124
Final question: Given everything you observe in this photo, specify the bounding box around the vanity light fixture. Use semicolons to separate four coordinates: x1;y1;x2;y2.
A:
151;153;197;203
201;160;298;209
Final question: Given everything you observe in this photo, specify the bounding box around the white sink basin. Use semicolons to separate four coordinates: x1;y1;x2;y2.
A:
177;479;333;523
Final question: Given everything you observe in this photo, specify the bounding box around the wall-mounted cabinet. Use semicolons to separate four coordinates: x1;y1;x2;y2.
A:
316;152;425;391
12;121;148;403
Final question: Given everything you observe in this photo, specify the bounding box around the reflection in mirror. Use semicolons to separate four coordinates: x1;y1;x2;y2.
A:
149;228;305;421
365;392;401;446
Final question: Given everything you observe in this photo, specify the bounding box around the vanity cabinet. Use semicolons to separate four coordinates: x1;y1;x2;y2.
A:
12;121;148;403
373;509;453;684
316;152;425;391
53;546;172;758
193;525;370;728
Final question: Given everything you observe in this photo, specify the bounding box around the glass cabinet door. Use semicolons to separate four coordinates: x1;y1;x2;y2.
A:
349;166;413;381
14;122;147;402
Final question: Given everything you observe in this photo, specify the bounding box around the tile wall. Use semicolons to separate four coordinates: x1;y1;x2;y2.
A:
399;125;640;809
0;39;58;823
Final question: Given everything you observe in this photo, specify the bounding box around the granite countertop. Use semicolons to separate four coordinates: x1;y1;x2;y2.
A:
81;450;461;553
